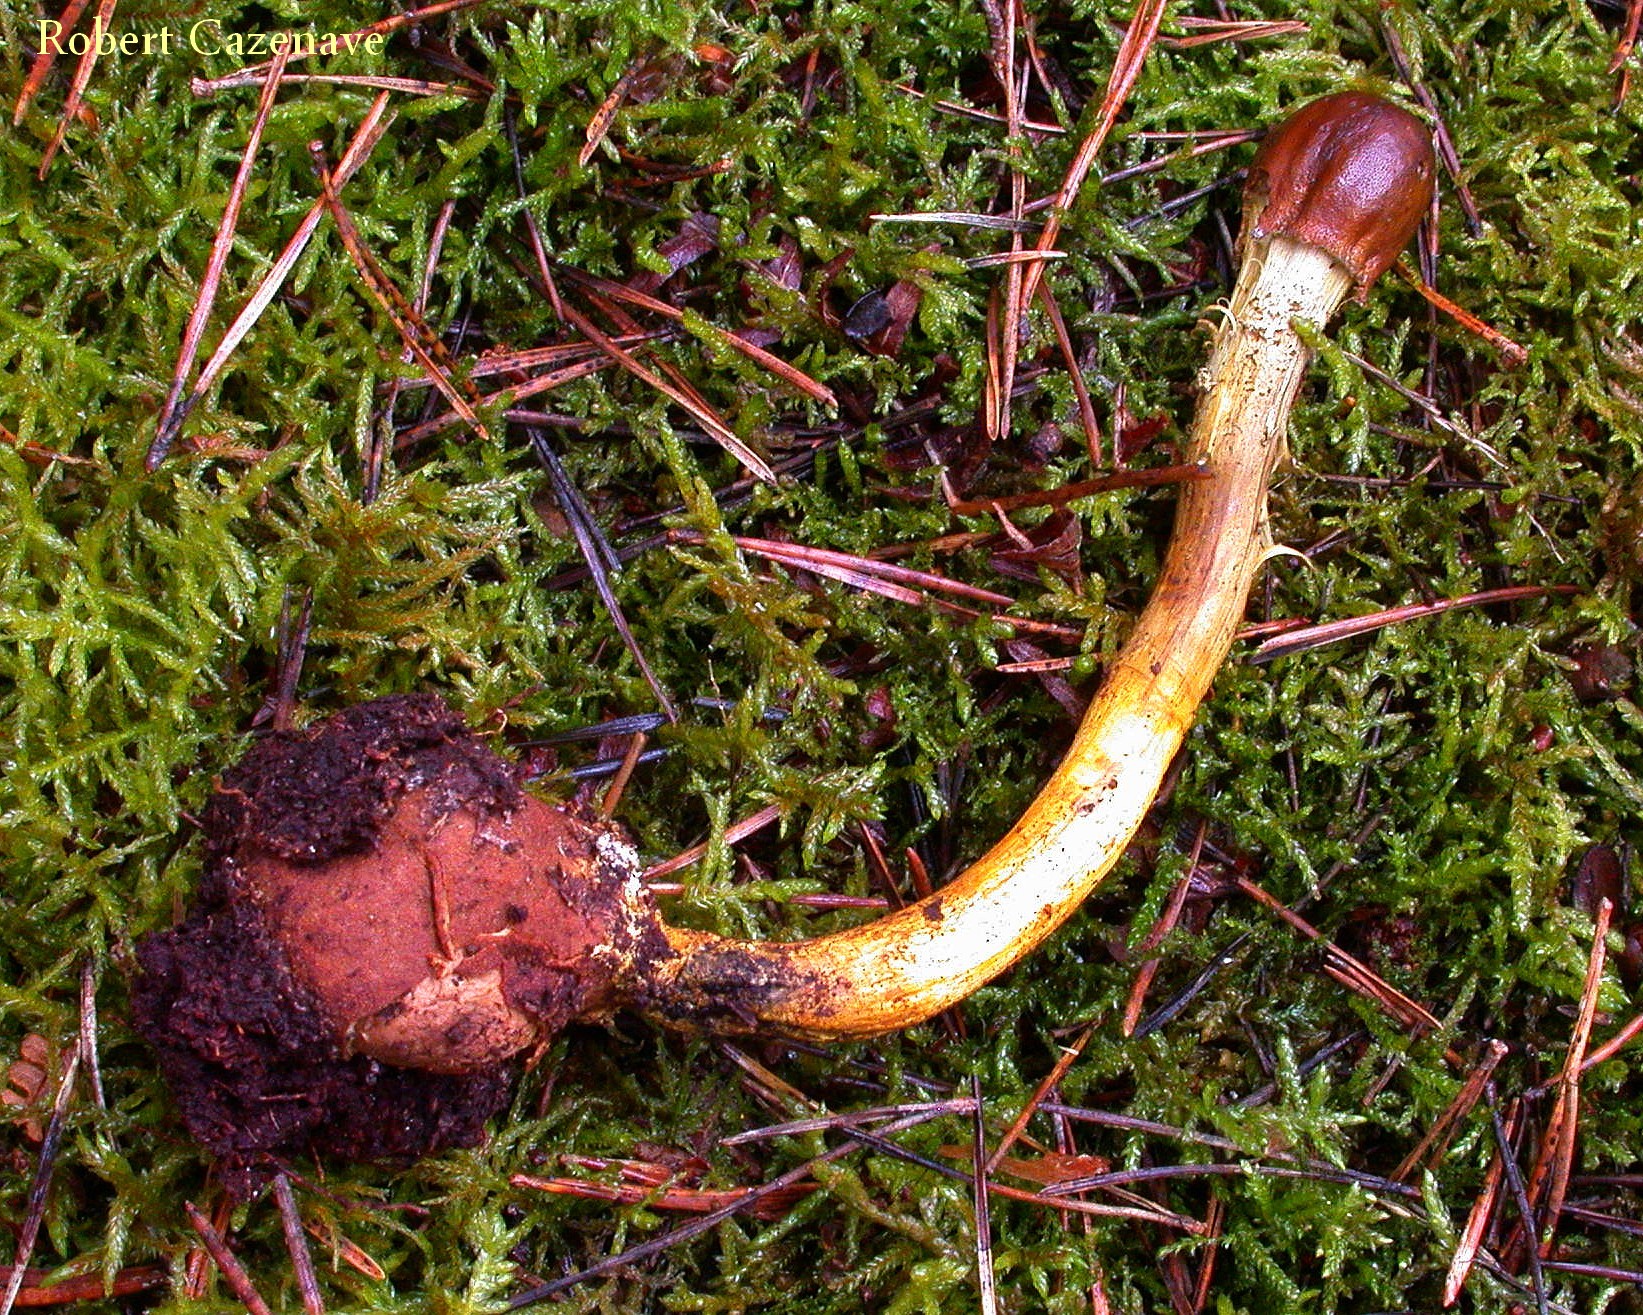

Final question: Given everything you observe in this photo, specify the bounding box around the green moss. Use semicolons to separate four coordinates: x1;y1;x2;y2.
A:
1;0;1641;1310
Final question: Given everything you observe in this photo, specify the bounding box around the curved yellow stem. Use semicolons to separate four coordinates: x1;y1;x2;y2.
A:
642;235;1355;1038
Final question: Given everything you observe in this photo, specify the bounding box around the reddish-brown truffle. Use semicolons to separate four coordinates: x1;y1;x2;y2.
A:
132;694;668;1180
1247;91;1435;292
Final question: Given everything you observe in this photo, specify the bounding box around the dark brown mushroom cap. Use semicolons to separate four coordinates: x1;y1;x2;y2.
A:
1247;92;1436;294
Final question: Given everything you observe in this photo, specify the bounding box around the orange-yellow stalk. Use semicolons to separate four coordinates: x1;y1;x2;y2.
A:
641;93;1435;1038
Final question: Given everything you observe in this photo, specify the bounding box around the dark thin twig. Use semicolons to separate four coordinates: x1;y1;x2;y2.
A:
260;587;314;732
183;1201;275;1315
506;1105;965;1307
0;1053;79;1315
567;748;669;781
1540;1259;1643;1284
970;1075;999;1315
526;428;677;720
1380;15;1482;235
273;1175;326;1315
1041;1160;1421;1202
76;960;104;1110
1124;174;1239;230
502;104;564;321
1232;1030;1364;1109
1488;1092;1547;1315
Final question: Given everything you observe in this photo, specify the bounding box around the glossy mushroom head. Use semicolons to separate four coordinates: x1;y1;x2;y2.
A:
1247;91;1436;295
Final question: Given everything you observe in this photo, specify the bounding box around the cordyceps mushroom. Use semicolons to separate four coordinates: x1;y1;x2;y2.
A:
133;92;1435;1177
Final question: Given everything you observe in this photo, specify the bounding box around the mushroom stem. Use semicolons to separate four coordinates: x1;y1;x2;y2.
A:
647;237;1352;1037
642;94;1433;1039
135;99;1439;1175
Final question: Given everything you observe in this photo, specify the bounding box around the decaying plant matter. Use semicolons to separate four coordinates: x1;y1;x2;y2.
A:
133;92;1435;1173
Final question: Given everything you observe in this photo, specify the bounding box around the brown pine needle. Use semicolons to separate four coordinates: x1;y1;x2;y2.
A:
1525;898;1612;1261
1395;260;1527;366
301;1222;385;1282
1610;0;1643;71
1101;129;1261;186
183;1202;275;1315
466;336;660;380
396;339;672;448
182;1195;232;1299
193;72;482;101
645;802;784;880
502;109;778;474
1161;17;1308;48
1249;585;1575;663
1018;0;1167;316
148;93;396;466
1381;17;1484;235
1035;279;1103;461
599;732;648;820
35;0;116;179
891;82;1067;135
1393;1039;1509;1182
552;265;837;406
511;1167;815;1221
580;59;645;167
75;961;103;1111
987;1021;1097;1173
1236;876;1454;1057
507;1104;970;1308
1122;821;1207;1036
0;1265;167;1307
189;0;490;94
728;534;1016;606
1443;1129;1508;1306
946;462;1208;515
154;44;291;454
978;0;1028;444
1575;1006;1643;1076
528;429;677;720
1192;1193;1226;1314
309;144;490;443
370;198;458;500
13;0;92;124
708;531;1079;637
559;296;776;483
